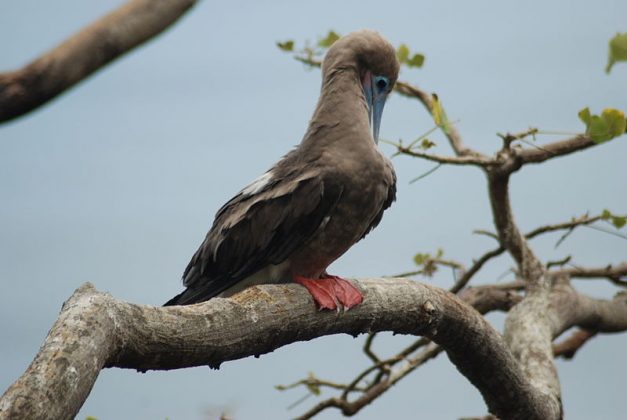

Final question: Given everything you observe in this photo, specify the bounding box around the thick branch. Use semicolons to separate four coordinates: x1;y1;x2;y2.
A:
0;0;197;123
485;151;562;416
486;170;545;284
549;280;627;334
291;282;524;419
1;280;555;420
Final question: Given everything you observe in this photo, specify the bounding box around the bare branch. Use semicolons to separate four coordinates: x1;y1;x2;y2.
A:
295;342;443;420
549;281;627;335
553;329;597;360
458;285;523;314
486;170;545;284
288;282;525;419
457;212;615;292
553;262;627;287
484;143;562;415
362;333;380;363
393;145;493;167
450;247;505;293
275;374;366;393
517;135;596;164
0;280;561;420
497;128;539;147
0;0;197;123
526;213;603;240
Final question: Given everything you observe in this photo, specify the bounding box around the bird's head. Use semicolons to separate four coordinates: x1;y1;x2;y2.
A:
322;30;400;143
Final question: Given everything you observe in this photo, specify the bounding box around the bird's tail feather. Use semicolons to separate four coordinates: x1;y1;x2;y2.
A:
163;278;232;306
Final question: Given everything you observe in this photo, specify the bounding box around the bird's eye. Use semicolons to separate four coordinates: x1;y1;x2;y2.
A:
375;76;389;91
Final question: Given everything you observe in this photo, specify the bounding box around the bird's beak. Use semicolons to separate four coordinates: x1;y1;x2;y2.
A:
362;71;389;144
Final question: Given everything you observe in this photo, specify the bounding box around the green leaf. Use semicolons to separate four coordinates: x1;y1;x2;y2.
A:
276;40;294;52
406;53;425;68
396;44;425;68
600;209;626;229
414;252;430;265
306;382;321;396
612;215;627;229
606;32;627;74
420;138;436;150
602;108;627;138
306;372;321;395
578;107;626;143
431;94;450;134
318;31;340;48
396;44;410;62
578;107;592;125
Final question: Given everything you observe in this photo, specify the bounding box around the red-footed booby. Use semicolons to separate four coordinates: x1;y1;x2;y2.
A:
165;30;399;310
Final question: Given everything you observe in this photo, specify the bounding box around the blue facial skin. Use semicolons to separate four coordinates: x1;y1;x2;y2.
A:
363;73;391;143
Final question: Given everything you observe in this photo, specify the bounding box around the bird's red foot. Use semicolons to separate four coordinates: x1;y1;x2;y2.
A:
293;275;363;311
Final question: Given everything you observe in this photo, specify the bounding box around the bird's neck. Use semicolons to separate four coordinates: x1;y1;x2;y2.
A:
301;69;372;151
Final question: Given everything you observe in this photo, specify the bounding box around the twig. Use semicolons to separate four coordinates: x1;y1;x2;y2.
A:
276;375;366;393
394;145;493;166
473;229;500;241
553;262;627;287
363;333;380;363
583;224;627;241
409;163;442;183
497;128;539;148
546;255;572;269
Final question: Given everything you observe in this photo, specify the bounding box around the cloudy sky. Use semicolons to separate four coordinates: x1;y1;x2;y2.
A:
1;0;626;419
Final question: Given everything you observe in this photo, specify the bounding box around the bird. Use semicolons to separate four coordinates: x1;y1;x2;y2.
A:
165;30;399;310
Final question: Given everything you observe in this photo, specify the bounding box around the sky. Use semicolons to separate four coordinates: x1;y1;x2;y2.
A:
1;0;626;419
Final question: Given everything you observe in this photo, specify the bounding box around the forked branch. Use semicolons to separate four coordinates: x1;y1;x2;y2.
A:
1;280;563;420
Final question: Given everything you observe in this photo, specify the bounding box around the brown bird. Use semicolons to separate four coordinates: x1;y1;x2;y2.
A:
165;30;399;310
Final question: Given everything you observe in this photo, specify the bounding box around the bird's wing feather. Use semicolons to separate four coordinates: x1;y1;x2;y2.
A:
168;170;343;304
360;160;397;240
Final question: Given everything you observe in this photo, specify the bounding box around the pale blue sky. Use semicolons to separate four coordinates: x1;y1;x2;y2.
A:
1;1;626;419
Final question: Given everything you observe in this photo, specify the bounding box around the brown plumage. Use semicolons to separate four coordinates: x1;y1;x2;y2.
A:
165;30;399;308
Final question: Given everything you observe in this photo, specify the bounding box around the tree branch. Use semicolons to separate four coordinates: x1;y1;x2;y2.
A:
0;0;197;123
287;282;525;419
517;135;596;164
553;263;627;287
393;145;493;167
1;279;559;420
553;329;597;360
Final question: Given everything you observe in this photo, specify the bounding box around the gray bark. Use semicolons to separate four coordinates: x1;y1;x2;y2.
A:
2;279;626;420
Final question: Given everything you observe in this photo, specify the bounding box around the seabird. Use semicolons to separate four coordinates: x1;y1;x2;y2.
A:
165;30;399;310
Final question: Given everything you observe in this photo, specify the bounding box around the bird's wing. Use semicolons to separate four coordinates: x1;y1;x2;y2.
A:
360;160;397;240
170;170;343;304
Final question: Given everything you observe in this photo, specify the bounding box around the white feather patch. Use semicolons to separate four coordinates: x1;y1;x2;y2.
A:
319;216;331;230
241;171;273;196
